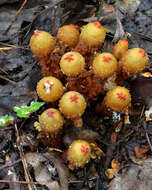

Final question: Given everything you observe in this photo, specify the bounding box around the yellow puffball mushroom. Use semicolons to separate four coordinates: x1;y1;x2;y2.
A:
57;24;80;47
67;140;91;170
121;48;148;75
59;91;86;119
93;52;118;79
30;30;55;59
36;76;64;103
38;108;64;133
80;21;106;47
112;39;128;60
59;51;85;76
104;86;131;112
34;108;64;148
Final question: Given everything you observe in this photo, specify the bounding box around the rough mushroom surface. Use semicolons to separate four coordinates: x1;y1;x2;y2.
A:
93;52;118;79
121;48;148;75
38;108;64;133
59;91;87;119
30;30;55;59
36;76;64;103
80;21;106;47
57;24;80;47
105;86;131;112
67;140;91;170
60;51;85;76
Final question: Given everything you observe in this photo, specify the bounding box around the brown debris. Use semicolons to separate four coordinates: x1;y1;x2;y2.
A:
74;40;97;66
135;146;149;158
25;152;69;190
67;74;104;100
37;130;63;148
105;159;120;179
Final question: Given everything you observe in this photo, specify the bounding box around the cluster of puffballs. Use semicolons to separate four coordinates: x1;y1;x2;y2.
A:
30;21;149;170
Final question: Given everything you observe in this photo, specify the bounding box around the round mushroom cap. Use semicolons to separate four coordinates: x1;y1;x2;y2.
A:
105;86;131;112
60;51;85;76
112;39;128;60
36;76;64;103
30;30;55;59
39;108;64;133
67;140;91;169
93;52;117;79
59;91;87;119
80;21;106;47
57;24;80;47
121;48;148;75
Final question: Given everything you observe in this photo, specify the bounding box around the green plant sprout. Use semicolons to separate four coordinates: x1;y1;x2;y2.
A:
0;115;14;127
14;101;45;118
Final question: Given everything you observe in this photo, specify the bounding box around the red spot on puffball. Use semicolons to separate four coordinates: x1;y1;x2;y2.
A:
64;54;74;62
80;144;88;154
69;24;78;29
93;21;102;28
33;30;42;37
69;94;78;103
138;49;146;57
102;56;112;63
120;39;128;44
116;92;126;101
43;80;54;89
46;110;55;118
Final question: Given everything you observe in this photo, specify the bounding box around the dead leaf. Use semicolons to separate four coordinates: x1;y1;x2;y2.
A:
109;157;152;190
115;0;141;15
111;132;117;143
105;159;120;179
113;10;125;42
25;152;69;190
134;146;149;158
44;152;69;190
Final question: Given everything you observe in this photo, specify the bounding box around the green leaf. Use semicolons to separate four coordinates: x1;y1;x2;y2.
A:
0;115;14;127
14;101;45;118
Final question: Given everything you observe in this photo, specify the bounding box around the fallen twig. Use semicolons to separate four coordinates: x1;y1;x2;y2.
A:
0;179;40;185
14;123;35;190
133;32;152;42
143;120;152;152
97;0;104;20
0;159;21;171
6;0;28;33
0;74;19;86
0;66;8;75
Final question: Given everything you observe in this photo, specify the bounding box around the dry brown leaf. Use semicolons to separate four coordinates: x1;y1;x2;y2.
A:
25;152;69;190
109;157;152;190
134;146;149;158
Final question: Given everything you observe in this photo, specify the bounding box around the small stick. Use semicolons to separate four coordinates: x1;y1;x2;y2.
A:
143;120;152;152
140;105;145;119
0;66;8;75
0;49;7;56
52;5;57;35
0;42;27;50
14;123;34;190
0;42;19;47
97;0;105;20
6;0;28;33
0;46;26;51
133;32;152;42
0;47;18;51
0;159;21;171
0;179;40;185
0;74;19;86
